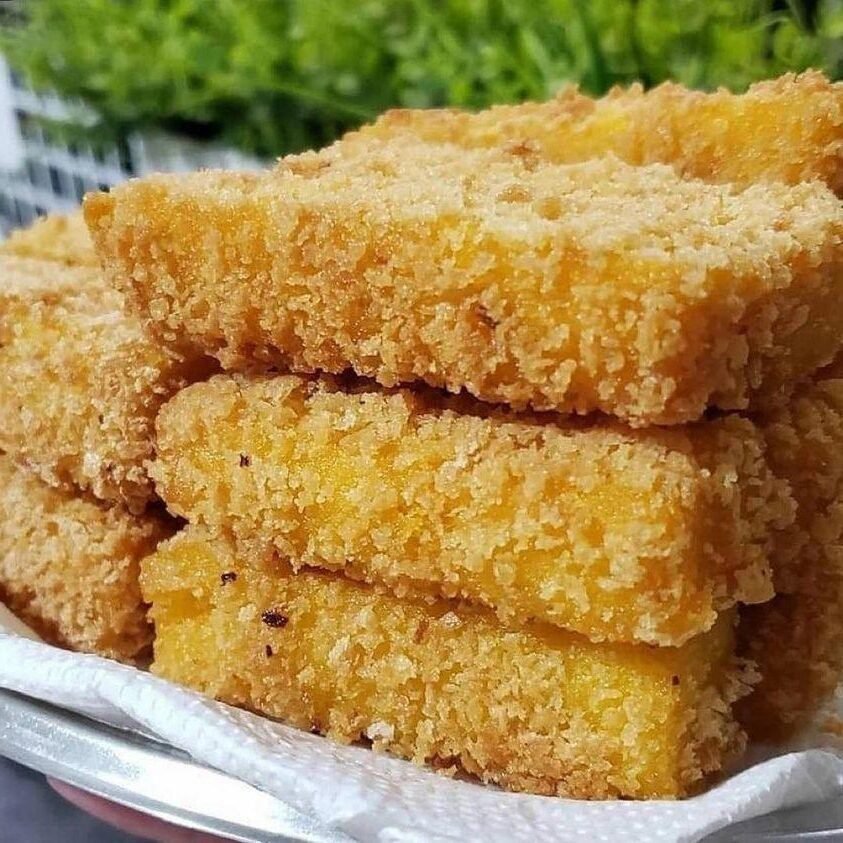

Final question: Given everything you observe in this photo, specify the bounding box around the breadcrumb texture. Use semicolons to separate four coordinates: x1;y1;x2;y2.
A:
0;455;171;662
85;143;843;425
143;527;754;799
738;372;843;740
353;72;843;195
0;211;98;266
152;373;791;645
0;255;213;512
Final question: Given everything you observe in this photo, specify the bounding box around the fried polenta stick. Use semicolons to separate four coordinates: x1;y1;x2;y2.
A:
0;255;212;512
0;455;172;662
0;211;98;266
351;71;843;194
152;373;791;646
739;591;843;742
738;371;843;740
85;144;843;425
142;527;753;799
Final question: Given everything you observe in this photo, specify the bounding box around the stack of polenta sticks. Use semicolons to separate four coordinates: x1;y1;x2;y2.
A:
2;71;842;799
0;214;212;660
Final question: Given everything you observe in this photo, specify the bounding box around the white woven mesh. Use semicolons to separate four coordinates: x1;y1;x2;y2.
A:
0;55;264;236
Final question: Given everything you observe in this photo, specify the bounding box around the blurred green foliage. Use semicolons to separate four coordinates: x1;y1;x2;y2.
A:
2;0;841;158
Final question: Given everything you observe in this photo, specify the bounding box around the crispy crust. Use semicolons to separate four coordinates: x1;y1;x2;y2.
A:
86;144;843;425
761;375;843;596
0;455;172;662
152;373;792;645
352;71;843;194
0;254;214;511
143;527;753;799
739;592;843;742
0;211;98;266
738;372;843;739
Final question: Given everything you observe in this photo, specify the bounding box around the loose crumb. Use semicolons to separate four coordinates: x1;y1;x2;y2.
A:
261;609;289;628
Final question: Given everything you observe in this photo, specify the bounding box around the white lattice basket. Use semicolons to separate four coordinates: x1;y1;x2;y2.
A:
0;55;265;236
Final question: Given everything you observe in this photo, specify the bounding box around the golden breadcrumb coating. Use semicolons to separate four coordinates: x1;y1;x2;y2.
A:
143;527;754;799
0;455;172;662
85;143;843;425
738;371;843;740
0;211;98;266
352;72;843;194
739;592;843;742
0;255;213;512
761;374;843;596
152;373;791;645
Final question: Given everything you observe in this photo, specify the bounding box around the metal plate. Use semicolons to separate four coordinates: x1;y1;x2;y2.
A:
4;686;843;842
0;688;350;843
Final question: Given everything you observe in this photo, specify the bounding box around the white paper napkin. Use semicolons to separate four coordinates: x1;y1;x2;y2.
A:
1;611;842;843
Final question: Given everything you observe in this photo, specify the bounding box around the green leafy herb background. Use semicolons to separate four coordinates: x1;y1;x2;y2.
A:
2;0;841;158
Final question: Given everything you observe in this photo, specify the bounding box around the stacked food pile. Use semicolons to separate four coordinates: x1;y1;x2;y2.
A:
2;72;842;799
0;213;212;660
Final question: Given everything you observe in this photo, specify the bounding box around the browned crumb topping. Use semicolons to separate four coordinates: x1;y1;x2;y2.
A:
143;527;754;799
261;609;289;628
